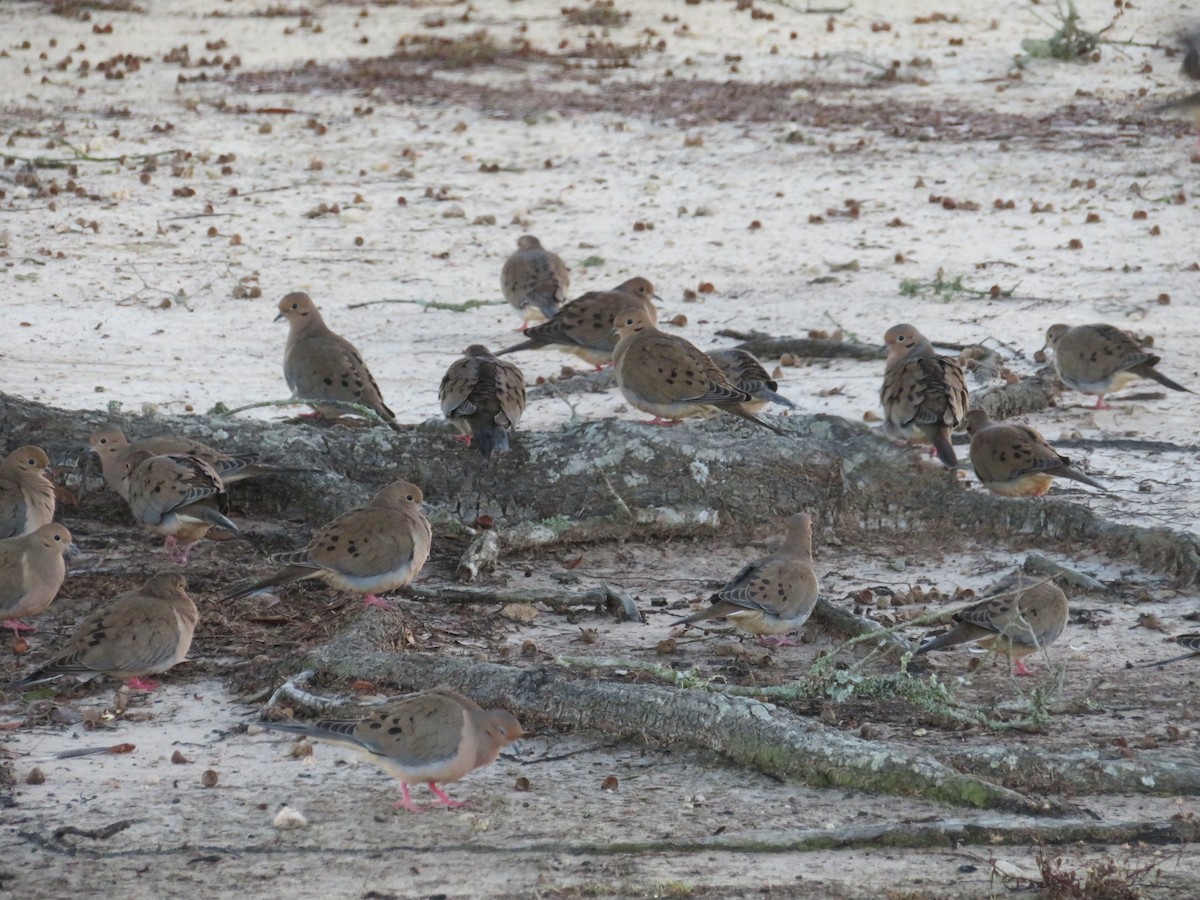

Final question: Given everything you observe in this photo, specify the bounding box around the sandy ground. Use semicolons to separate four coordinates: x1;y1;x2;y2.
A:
3;0;1200;896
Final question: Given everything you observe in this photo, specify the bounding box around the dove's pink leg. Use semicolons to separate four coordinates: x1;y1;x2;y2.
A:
1092;395;1108;410
2;618;36;635
427;783;469;809
756;635;796;648
642;416;683;427
125;677;159;692
1013;658;1035;676
517;322;530;333
164;536;193;565
362;594;395;610
451;434;473;446
394;783;425;813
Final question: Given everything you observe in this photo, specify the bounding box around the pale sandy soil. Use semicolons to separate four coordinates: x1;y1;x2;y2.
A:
3;0;1200;897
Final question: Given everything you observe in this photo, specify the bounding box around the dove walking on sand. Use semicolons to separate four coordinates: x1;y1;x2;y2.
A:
1043;323;1191;409
258;687;523;813
125;451;240;564
494;276;657;369
707;349;796;412
677;513;818;646
964;410;1106;497
276;291;401;431
0;445;55;540
12;572;197;692
1139;633;1200;667
501;235;570;329
613;309;786;435
880;323;969;467
439;345;526;459
0;523;72;635
913;574;1068;676
224;480;431;610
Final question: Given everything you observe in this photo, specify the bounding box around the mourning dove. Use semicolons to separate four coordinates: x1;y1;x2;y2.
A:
963;410;1106;497
494;276;658;369
439;345;527;459
125;451;240;564
880;323;969;467
12;572;197;692
1139;633;1200;667
501;235;570;328
258;687;522;812
707;349;796;412
0;445;55;540
277;291;401;432
1043;323;1191;409
913;574;1068;676
0;523;72;635
1150;29;1200;120
224;479;431;610
677;513;818;646
612;309;786;435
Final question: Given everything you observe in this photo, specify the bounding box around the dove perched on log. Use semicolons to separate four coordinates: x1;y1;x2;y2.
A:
880;323;969;467
276;291;401;431
0;523;72;635
0;445;55;540
439;345;526;459
501;235;570;328
125;451;240;564
677;513;818;646
964;410;1106;497
1139;633;1200;667
258;687;523;812
12;572;197;692
1043;323;1191;410
494;276;658;369
914;574;1068;676
224;479;431;610
613;309;786;435
707;349;796;413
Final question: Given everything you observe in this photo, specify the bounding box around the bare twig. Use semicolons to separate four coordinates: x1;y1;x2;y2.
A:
1023;553;1106;592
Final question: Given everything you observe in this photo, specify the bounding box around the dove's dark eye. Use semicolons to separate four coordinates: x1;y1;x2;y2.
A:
406;494;415;502
53;534;61;542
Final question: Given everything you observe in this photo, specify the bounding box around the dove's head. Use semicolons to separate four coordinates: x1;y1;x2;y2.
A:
612;308;655;339
963;409;993;436
372;479;425;510
275;291;320;325
32;523;73;557
142;572;189;599
1043;323;1069;351
612;276;656;300
883;323;931;363
463;344;494;358
515;235;543;251
88;426;129;458
5;446;50;475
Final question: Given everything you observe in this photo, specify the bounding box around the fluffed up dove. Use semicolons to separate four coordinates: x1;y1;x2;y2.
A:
1043;323;1191;409
1138;633;1200;667
494;276;657;369
224;479;431;610
501;235;570;329
12;572;197;692
257;687;523;812
677;513;818;646
125;451;240;564
277;291;401;431
439;345;526;459
0;445;55;540
707;349;796;412
612;309;786;435
964;410;1106;496
0;523;73;635
913;574;1068;676
880;323;969;467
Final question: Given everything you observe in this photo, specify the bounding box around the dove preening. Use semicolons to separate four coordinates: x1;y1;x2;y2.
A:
0;445;55;540
224;479;431;610
1043;323;1191;409
258;687;523;812
13;572;197;692
0;523;72;634
880;323;969;467
125;451;240;564
277;291;401;431
612;309;786;435
964;410;1106;497
439;345;526;459
1139;633;1200;667
914;574;1068;676
707;349;797;412
678;513;818;646
501;235;570;328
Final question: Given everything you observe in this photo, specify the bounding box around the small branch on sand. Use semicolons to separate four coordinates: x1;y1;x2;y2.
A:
1023;553;1107;592
715;329;884;361
209;397;391;426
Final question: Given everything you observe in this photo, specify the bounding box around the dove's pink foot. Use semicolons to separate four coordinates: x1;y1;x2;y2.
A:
1013;658;1035;677
163;536;193;565
362;594;395;610
428;783;469;809
395;783;425;813
517;322;530;333
125;677;159;692
642;416;683;427
296;411;325;420
1092;395;1109;410
2;618;36;635
756;635;797;648
451;434;473;446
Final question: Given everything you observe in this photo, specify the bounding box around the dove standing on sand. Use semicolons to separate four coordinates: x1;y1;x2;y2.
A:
913;574;1068;676
964;410;1106;496
0;445;55;540
276;291;401;431
224;479;431;610
1149;29;1200;127
0;523;72;635
258;687;523;812
1043;323;1191;410
501;235;570;329
612;309;785;435
1139;633;1200;667
12;572;197;692
439;345;526;459
707;349;797;412
880;323;969;467
125;451;240;564
677;513;818;646
494;276;657;369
